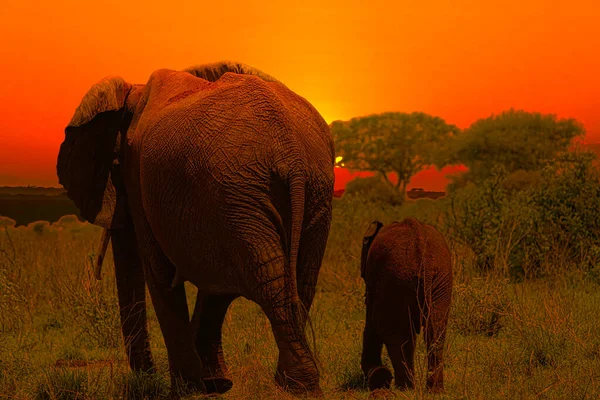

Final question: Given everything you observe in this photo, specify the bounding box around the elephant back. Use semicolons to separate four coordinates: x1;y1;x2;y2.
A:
182;61;281;85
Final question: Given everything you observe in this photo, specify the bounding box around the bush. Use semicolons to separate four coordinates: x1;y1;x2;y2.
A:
343;176;404;205
524;153;600;273
446;151;600;279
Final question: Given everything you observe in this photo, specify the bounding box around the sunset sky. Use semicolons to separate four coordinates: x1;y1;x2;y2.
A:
1;0;598;189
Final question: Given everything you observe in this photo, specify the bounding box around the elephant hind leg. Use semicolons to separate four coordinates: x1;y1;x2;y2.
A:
385;328;418;390
361;287;392;391
249;252;321;396
191;294;237;394
296;208;331;321
379;286;420;391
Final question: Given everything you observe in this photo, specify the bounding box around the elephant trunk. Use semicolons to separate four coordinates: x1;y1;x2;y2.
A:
93;228;111;280
110;225;154;373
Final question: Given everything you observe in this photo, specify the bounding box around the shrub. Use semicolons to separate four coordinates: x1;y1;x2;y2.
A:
446;151;600;279
343;176;404;205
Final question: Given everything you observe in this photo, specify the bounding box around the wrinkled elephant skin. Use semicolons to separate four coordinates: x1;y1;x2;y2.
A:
360;217;453;393
57;61;335;397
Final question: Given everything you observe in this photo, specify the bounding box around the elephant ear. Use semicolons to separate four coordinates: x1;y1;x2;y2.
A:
57;77;132;228
360;220;384;279
182;60;281;83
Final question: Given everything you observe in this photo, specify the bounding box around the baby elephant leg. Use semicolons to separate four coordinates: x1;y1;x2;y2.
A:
384;288;420;390
385;330;418;390
361;321;393;390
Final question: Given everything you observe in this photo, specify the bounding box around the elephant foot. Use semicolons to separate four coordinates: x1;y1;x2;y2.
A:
366;366;393;391
202;376;233;394
275;367;323;397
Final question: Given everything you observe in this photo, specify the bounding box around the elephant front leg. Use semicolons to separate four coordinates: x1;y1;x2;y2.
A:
361;295;392;391
111;226;154;373
191;294;237;394
361;324;392;390
135;223;205;395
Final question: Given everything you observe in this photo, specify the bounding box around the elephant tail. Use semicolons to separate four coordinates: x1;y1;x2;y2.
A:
288;169;305;302
288;168;319;367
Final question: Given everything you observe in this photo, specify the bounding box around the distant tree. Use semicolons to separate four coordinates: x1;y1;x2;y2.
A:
331;112;460;200
451;109;586;185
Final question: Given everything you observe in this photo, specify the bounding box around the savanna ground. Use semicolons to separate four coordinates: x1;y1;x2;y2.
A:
2;192;600;400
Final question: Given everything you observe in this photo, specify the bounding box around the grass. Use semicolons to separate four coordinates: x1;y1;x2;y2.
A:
1;199;600;399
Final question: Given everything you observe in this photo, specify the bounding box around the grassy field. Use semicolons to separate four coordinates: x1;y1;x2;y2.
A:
1;198;600;399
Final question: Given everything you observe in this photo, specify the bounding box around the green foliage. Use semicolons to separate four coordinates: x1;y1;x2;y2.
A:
331;112;460;196
447;149;600;278
446;166;514;272
453;109;585;184
35;368;88;400
521;151;600;273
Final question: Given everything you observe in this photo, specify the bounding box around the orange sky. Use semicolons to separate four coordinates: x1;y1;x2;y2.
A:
1;0;599;189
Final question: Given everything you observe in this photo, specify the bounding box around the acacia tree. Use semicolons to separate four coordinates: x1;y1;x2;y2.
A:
331;112;460;199
452;109;586;185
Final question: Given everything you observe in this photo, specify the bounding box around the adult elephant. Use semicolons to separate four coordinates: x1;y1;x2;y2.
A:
57;61;335;396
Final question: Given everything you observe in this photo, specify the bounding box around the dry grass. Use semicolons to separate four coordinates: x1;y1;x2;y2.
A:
1;205;599;399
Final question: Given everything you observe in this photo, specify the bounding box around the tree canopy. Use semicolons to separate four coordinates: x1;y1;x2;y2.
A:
452;109;586;184
330;112;460;197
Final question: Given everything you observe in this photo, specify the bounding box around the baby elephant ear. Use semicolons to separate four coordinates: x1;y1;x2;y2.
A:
361;220;384;279
363;220;384;242
57;77;132;228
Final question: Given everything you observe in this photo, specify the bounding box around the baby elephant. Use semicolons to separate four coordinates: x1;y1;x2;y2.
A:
360;217;452;393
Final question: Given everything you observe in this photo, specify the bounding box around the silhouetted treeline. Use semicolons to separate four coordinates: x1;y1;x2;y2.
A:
0;187;65;196
0;191;82;227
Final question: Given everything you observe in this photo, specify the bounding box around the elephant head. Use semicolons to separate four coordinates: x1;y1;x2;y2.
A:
57;76;137;230
361;220;384;279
